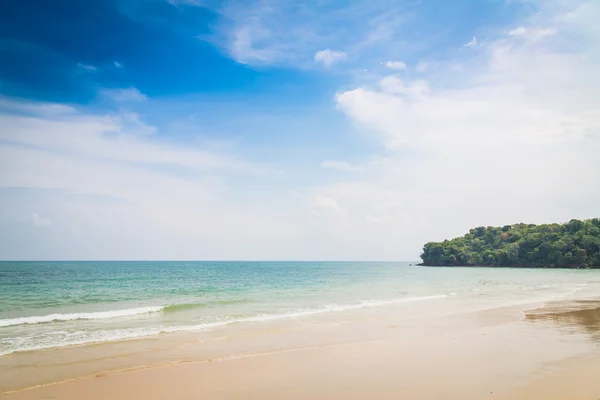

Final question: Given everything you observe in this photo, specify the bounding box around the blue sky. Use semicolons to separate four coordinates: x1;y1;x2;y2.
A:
1;0;599;260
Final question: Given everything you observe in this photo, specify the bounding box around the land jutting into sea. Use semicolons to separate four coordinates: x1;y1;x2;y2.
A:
420;218;600;268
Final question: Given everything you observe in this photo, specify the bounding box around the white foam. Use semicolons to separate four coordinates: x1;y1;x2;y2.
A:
0;306;164;328
0;294;447;356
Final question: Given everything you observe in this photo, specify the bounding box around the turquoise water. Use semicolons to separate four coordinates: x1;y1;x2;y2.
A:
1;261;598;356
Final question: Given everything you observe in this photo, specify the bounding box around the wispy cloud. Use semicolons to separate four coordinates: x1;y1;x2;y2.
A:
30;213;51;227
226;19;275;64
3;0;599;261
0;101;269;179
509;26;556;39
0;96;76;115
101;87;147;102
203;0;412;67
77;63;97;71
314;49;347;67
166;0;206;5
320;160;363;172
312;196;348;220
114;61;123;68
463;36;477;47
333;0;600;244
378;76;429;97
385;61;407;70
0;97;293;259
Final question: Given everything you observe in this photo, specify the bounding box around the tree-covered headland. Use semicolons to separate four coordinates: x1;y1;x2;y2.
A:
420;219;600;268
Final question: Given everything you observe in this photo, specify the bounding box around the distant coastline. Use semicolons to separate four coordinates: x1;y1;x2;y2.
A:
419;263;599;269
420;218;600;269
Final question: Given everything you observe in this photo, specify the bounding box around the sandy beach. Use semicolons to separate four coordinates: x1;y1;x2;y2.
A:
2;0;599;395
2;297;599;400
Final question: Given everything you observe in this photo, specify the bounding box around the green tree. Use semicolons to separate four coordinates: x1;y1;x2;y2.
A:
420;218;600;268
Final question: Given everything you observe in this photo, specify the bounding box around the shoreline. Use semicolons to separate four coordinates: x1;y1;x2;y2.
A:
419;263;600;269
2;297;600;399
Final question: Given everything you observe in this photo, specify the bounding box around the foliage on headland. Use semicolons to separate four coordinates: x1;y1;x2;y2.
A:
420;219;600;268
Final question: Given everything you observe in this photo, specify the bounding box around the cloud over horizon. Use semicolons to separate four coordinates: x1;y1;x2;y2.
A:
334;0;600;248
0;0;598;260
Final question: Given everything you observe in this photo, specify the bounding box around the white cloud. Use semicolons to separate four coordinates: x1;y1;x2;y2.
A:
166;0;205;5
30;213;51;227
508;27;527;36
0;100;299;260
0;97;76;115
3;0;599;261
415;62;430;73
77;63;97;71
385;61;407;70
227;22;275;64
114;61;123;68
314;49;347;66
463;36;477;47
101;88;147;102
313;196;348;220
332;0;600;247
0;109;265;175
509;26;557;39
379;76;429;97
320;160;363;172
204;0;409;67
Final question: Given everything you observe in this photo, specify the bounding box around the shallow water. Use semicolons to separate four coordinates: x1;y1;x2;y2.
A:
1;261;599;356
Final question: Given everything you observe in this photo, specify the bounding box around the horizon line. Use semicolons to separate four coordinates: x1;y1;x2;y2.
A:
0;260;421;263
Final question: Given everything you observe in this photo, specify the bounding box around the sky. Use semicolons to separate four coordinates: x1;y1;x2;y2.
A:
0;0;599;260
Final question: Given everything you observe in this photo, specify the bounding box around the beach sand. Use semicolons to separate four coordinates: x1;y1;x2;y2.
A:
2;300;599;399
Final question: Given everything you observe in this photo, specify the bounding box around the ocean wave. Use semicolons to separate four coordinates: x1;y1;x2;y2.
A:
0;294;447;356
162;299;253;313
161;303;207;313
0;306;164;328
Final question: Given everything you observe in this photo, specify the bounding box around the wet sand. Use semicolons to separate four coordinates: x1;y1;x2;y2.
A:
2;300;600;399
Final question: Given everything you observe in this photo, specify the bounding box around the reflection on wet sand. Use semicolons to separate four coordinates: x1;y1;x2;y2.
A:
525;300;600;342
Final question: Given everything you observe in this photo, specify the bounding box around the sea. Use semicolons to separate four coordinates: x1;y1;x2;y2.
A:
1;261;599;357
